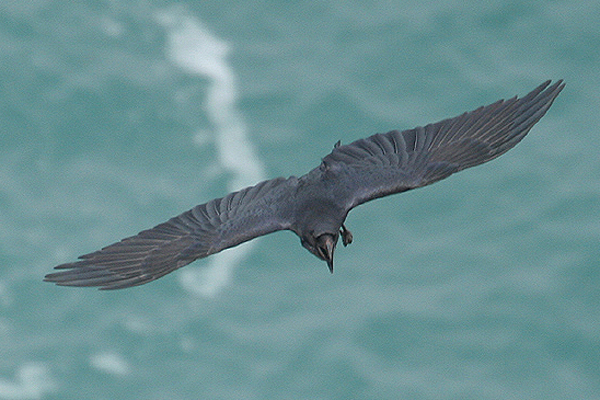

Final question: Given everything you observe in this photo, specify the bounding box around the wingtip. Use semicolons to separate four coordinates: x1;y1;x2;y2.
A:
542;79;566;106
543;79;565;95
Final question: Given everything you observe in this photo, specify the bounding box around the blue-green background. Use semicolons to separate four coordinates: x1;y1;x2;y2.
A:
1;1;599;399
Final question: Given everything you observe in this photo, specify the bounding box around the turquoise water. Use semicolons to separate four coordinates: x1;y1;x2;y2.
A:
1;1;599;399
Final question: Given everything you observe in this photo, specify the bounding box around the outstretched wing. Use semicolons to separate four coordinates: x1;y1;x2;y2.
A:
45;177;297;289
323;80;564;209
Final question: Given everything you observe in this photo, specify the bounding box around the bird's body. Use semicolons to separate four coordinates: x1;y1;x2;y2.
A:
45;80;564;290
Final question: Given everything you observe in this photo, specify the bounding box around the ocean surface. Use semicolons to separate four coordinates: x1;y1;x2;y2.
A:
1;1;599;399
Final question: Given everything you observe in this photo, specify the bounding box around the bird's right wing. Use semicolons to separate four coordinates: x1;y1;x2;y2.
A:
322;80;564;210
44;177;298;290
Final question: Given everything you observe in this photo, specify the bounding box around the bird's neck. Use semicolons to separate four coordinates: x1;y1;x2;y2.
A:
292;198;345;238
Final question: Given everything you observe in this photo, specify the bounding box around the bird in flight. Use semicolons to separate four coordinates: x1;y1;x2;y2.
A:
45;80;564;290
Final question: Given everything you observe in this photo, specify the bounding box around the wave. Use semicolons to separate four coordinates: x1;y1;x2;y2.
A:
156;8;265;297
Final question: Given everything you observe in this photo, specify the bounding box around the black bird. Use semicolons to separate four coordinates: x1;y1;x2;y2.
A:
45;80;564;290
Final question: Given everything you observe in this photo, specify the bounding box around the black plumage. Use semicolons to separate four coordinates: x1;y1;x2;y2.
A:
44;80;564;289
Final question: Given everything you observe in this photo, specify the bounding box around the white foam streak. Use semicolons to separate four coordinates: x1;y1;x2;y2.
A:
0;363;56;399
89;352;130;376
157;8;265;297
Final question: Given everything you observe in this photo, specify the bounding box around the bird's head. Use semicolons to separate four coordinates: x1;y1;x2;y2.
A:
301;232;338;273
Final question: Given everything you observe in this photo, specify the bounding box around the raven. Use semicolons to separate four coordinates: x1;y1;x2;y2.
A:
45;80;564;290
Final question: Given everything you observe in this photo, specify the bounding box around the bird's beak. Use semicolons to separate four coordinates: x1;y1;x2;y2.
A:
314;234;337;273
323;236;335;274
327;258;334;274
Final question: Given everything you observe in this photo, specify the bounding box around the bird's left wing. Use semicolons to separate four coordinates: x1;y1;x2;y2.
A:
45;177;297;289
322;80;564;210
